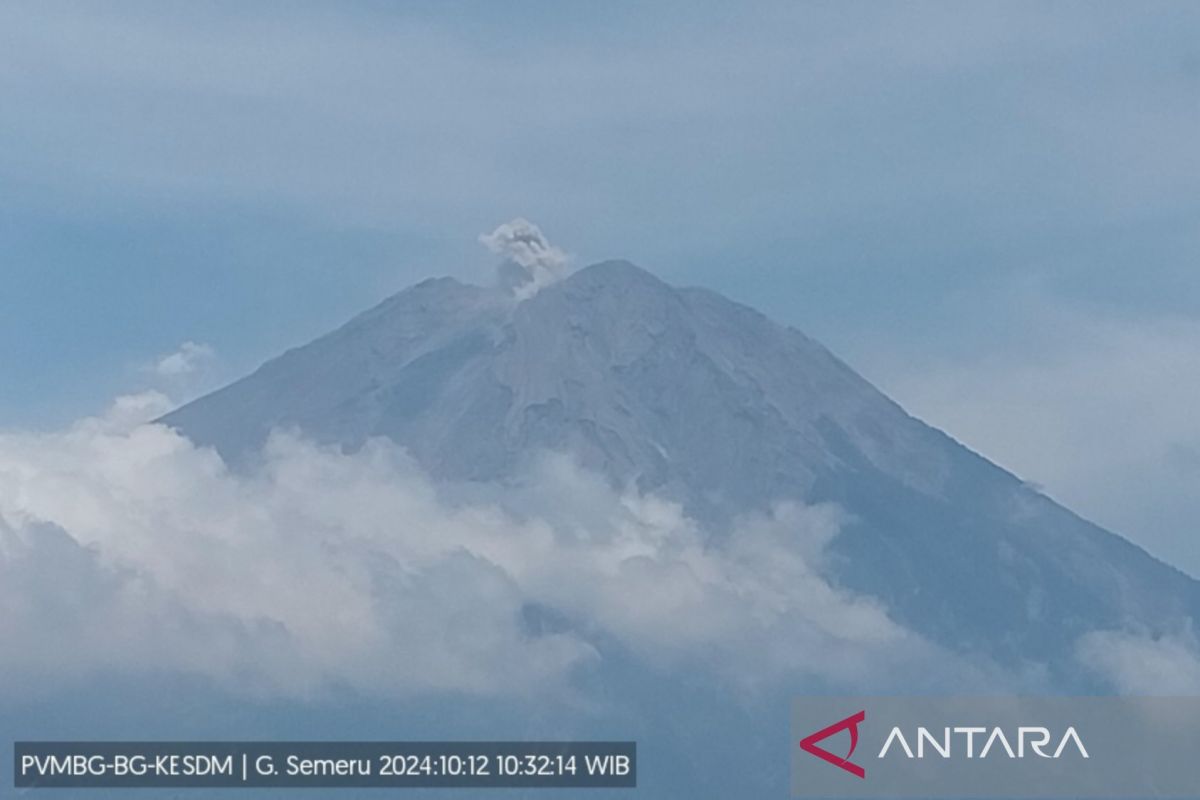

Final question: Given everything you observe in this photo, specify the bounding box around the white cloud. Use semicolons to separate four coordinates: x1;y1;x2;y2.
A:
1077;629;1200;694
0;515;302;697
153;341;215;377
0;395;953;700
480;218;570;299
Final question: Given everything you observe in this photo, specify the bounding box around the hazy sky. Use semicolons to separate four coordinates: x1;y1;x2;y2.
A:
3;2;1199;569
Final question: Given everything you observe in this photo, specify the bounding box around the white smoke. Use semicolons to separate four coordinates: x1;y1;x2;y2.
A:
479;218;570;299
0;393;955;700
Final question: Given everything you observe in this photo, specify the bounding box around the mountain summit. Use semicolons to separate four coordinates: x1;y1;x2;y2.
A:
163;260;954;508
162;260;1200;678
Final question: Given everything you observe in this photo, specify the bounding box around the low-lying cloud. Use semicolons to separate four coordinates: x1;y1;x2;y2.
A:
0;393;941;701
1077;629;1200;695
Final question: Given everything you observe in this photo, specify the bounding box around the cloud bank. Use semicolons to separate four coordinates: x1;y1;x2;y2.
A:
0;394;948;701
3;388;1189;701
1077;629;1200;695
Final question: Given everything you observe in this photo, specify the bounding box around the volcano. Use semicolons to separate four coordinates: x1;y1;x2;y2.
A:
162;260;1200;678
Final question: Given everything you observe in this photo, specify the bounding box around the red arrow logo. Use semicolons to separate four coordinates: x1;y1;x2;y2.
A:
799;710;866;779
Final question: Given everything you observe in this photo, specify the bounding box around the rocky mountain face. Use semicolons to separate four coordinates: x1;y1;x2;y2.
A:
163;260;1200;678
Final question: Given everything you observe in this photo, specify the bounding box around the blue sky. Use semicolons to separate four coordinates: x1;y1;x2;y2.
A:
2;2;1199;569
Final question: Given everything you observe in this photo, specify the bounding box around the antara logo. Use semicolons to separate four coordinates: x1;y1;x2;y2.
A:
799;711;1090;780
799;710;867;779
